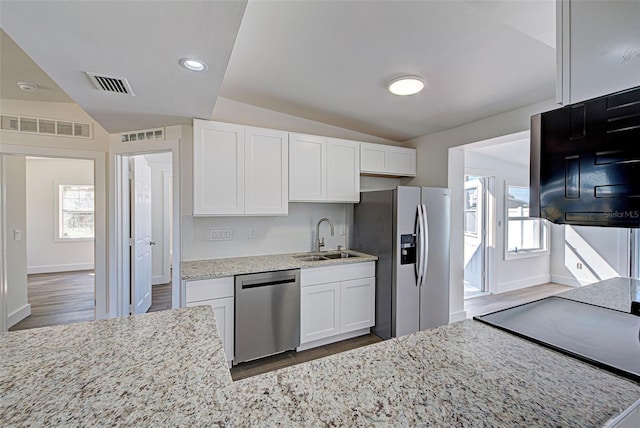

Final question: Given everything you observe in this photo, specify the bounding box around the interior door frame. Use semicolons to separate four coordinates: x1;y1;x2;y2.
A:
0;145;108;329
464;170;496;294
109;139;181;316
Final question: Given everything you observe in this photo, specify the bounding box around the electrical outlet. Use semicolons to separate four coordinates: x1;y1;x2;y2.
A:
576;262;583;269
249;229;256;239
340;226;346;236
209;228;232;241
14;229;21;241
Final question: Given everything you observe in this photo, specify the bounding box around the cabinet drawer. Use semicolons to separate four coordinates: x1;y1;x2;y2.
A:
301;261;375;287
186;277;234;303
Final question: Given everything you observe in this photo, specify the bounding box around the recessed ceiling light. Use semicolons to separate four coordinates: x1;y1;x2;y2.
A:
179;58;208;72
388;76;425;96
17;82;38;92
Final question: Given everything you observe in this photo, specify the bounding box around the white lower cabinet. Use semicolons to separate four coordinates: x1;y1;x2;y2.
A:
299;262;375;349
185;277;234;365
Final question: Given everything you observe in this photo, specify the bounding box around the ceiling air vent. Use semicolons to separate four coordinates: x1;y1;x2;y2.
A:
86;72;135;95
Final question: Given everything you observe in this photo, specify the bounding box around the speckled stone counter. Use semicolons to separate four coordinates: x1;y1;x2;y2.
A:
3;280;640;427
0;306;233;426
181;249;377;280
560;276;640;313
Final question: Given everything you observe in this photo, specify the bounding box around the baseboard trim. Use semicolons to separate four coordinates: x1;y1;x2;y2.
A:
495;274;551;294
296;328;371;352
8;303;31;328
550;274;584;287
27;263;94;274
449;310;467;323
152;275;170;286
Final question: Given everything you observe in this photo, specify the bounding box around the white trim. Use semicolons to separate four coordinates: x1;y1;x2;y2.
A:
0;157;6;332
296;328;370;352
449;310;467;323
551;274;586;288
0;145;107;322
495;274;552;294
109;139;181;317
27;263;94;274
7;303;31;328
161;170;172;284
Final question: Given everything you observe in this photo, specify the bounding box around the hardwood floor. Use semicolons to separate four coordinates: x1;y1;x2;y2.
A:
149;282;172;312
9;271;173;331
231;334;382;381
9;270;95;331
465;282;574;319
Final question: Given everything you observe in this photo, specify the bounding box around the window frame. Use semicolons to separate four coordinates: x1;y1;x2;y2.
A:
55;183;95;242
504;183;549;260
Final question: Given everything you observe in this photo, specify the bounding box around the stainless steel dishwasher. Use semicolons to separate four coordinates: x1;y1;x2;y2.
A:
234;269;300;364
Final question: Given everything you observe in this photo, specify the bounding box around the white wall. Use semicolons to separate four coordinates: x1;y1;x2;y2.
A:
407;98;557;321
183;203;350;260
465;151;550;294
550;224;630;286
25;157;94;273
3;155;30;327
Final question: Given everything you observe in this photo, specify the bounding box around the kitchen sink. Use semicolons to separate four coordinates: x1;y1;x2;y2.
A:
294;251;362;262
323;252;361;259
294;255;328;261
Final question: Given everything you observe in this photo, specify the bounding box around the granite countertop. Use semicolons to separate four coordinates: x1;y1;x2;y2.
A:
2;279;639;426
181;249;377;280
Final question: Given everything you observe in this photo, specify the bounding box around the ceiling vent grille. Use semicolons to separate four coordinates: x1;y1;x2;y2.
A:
1;115;92;138
86;72;135;95
120;127;164;143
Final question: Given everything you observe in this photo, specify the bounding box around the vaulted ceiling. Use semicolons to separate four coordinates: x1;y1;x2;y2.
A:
0;0;555;141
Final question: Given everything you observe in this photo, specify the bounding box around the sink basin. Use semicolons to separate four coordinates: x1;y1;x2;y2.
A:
294;255;328;261
323;252;361;259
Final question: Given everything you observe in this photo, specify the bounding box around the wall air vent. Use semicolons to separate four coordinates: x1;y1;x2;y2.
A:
120;127;164;143
86;72;135;95
0;115;92;138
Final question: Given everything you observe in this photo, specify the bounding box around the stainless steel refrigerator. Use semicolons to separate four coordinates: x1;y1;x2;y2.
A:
352;186;450;339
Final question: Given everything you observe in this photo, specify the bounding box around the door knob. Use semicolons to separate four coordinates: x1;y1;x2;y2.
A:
149;241;157;246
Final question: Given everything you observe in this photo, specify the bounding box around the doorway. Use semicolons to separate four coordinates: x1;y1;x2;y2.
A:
0;146;107;332
463;175;492;299
111;145;179;317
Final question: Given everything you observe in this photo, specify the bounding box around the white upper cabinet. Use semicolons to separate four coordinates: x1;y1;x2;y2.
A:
326;138;360;202
360;142;416;177
289;133;360;202
557;0;640;104
245;126;289;215
289;133;327;201
193;120;245;215
193;119;288;216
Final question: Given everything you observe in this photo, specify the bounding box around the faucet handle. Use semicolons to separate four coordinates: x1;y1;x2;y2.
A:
337;244;344;251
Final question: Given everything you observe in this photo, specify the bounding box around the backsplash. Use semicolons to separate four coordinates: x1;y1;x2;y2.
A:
182;203;351;261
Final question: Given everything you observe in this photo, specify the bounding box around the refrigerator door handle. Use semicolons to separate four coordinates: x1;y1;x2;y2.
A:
416;204;425;287
413;205;422;287
421;203;429;284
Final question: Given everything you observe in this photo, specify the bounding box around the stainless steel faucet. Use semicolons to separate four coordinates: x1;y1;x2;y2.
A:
315;218;334;252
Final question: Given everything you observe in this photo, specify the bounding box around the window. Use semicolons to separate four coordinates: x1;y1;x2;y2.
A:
58;184;94;240
505;185;548;258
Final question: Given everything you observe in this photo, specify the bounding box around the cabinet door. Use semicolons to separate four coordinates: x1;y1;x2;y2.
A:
388;147;416;176
187;297;234;363
326;138;360;202
289;133;326;201
245;127;289;215
360;142;388;173
340;277;375;333
300;282;341;343
193;120;244;215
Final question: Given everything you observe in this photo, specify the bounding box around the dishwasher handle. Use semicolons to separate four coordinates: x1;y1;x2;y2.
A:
241;276;297;289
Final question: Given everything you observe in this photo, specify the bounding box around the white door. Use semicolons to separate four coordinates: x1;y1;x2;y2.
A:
131;156;152;314
340;277;375;333
300;282;340;343
463;178;485;296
